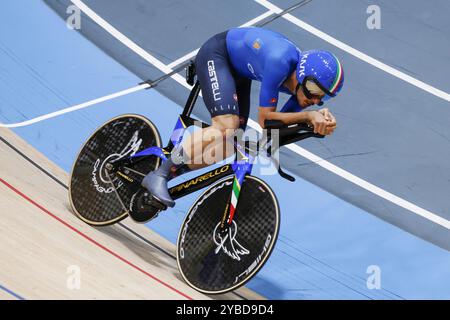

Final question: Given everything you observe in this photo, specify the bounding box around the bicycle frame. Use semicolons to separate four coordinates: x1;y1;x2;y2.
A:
111;81;253;227
111;75;323;227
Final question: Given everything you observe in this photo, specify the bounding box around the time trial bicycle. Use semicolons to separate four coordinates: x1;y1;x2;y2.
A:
69;62;324;294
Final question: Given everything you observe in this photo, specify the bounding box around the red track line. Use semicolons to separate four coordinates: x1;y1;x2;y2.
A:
0;177;193;300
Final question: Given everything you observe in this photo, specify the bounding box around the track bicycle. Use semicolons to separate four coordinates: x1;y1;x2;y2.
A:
69;62;324;294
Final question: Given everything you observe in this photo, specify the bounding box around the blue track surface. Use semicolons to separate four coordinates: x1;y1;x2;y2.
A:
41;0;450;251
1;0;450;299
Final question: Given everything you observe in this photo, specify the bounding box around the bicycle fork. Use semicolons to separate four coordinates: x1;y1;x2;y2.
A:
219;145;253;230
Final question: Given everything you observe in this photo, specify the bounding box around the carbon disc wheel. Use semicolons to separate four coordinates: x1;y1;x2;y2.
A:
176;175;280;294
69;114;161;226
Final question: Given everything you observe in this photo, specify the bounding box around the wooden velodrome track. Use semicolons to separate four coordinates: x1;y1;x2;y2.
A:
0;127;263;300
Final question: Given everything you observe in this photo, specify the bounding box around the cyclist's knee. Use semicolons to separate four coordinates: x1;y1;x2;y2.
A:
211;114;239;139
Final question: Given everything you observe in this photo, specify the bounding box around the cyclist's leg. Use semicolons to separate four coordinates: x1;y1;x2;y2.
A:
183;114;238;170
142;31;241;207
182;32;245;170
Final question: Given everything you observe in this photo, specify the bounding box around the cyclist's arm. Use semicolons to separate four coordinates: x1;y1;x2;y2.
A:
258;106;312;128
258;107;335;136
258;54;315;128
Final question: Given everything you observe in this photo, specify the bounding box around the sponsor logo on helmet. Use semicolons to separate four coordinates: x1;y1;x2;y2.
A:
297;52;309;79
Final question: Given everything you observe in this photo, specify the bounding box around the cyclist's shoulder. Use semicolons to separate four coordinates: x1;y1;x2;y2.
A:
228;27;292;42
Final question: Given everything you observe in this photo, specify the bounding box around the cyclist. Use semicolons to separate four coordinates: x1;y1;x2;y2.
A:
142;27;344;207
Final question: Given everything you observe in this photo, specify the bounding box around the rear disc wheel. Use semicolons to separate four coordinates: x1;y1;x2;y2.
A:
69;114;161;226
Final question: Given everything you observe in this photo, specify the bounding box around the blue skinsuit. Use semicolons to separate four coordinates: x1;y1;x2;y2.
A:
194;27;303;129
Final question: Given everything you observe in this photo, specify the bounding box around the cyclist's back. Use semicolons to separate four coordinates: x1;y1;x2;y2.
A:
226;27;299;83
226;27;299;107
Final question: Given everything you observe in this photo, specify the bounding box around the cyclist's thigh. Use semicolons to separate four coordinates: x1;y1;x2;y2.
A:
211;114;239;133
195;32;240;119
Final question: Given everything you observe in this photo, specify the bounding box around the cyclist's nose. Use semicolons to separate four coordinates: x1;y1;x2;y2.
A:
312;97;323;106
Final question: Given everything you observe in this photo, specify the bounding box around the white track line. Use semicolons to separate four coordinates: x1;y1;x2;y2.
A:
71;0;188;87
166;50;199;70
248;116;450;229
284;141;450;229
0;5;272;128
71;0;450;230
167;10;273;69
0;83;149;128
254;0;450;103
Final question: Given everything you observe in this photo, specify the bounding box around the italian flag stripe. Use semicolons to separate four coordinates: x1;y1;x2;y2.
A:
234;178;241;191
228;178;241;224
231;190;238;207
329;54;343;94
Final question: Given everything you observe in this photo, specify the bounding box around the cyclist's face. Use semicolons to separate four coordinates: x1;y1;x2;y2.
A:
296;87;324;108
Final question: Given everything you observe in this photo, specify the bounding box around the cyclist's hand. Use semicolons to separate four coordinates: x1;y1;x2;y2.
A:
318;108;337;135
318;108;335;124
307;111;329;135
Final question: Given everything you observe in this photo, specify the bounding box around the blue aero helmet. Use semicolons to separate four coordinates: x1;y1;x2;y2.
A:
295;50;344;106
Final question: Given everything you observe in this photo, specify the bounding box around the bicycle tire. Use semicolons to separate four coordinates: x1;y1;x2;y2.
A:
69;114;161;226
176;175;280;294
